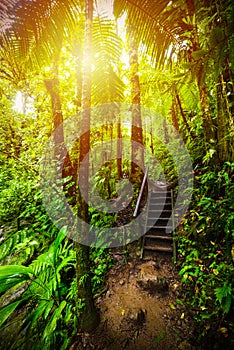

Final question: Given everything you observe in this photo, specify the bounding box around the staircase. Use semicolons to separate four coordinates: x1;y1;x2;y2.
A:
141;188;175;260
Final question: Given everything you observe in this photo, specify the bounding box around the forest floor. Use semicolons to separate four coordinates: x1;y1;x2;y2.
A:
70;247;203;350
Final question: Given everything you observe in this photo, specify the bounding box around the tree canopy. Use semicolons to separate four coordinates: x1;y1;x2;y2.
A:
0;1;233;349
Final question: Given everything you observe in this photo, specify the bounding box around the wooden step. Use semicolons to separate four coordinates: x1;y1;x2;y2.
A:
148;214;171;220
151;191;171;196
148;209;171;214
147;209;170;213
147;217;171;223
144;235;173;247
145;234;173;240
149;203;172;208
147;222;172;228
148;207;172;213
146;225;173;230
141;186;175;260
144;245;173;253
151;190;171;195
150;196;171;203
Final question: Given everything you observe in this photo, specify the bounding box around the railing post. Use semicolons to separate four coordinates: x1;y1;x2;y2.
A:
133;166;149;218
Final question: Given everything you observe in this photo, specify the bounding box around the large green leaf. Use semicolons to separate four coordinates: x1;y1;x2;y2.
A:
0;265;34;293
43;300;67;340
0;300;22;328
23;299;54;332
53;227;67;259
0;265;34;278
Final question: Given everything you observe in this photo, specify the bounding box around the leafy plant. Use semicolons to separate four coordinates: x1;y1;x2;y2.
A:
90;248;113;295
177;162;234;344
0;229;77;350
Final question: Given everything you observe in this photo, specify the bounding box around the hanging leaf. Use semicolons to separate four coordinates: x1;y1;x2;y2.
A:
223;295;232;314
191;49;206;60
0;265;34;294
43;300;67;340
0;300;22;328
209;26;224;47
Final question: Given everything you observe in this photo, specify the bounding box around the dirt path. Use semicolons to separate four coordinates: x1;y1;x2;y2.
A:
71;251;202;350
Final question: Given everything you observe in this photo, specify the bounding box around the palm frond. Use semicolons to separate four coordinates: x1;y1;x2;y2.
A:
0;0;81;68
93;17;122;64
113;0;185;68
92;64;125;104
90;16;124;103
0;229;27;263
0;0;17;35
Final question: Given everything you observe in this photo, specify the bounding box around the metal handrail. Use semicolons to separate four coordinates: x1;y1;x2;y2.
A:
171;188;177;264
133;166;149;218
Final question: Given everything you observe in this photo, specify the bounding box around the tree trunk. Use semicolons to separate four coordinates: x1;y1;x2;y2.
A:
44;63;75;195
150;117;154;153
174;88;196;141
163;118;169;144
117;115;123;179
75;0;99;332
171;95;179;137
185;0;215;146
216;70;234;163
128;27;144;180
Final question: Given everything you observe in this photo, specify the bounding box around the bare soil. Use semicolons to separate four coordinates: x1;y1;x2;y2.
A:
70;248;202;350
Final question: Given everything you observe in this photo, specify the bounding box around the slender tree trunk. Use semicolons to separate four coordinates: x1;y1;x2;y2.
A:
171;95;179;137
185;0;215;145
128;27;144;180
163;118;169;144
44;62;75;195
117;115;123;179
44;65;64;154
76;45;83;112
150;117;154;153
75;0;99;332
216;70;234;163
197;75;215;144
174;88;196;141
73;45;83;177
214;0;234;163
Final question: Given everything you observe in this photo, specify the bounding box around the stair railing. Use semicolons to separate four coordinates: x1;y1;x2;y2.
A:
171;188;177;263
133;166;149;218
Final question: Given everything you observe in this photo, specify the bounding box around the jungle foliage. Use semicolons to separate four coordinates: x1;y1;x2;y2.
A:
0;0;233;349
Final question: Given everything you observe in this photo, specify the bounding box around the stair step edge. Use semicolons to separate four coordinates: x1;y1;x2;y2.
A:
147;225;173;229
148;210;172;212
148;217;171;220
149;204;172;206
145;235;173;240
144;245;173;252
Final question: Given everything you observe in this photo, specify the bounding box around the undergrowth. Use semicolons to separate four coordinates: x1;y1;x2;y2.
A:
177;161;234;349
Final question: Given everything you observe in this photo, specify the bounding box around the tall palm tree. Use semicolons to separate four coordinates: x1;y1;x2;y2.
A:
0;0;125;332
114;0;233;164
127;24;144;178
75;0;100;332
